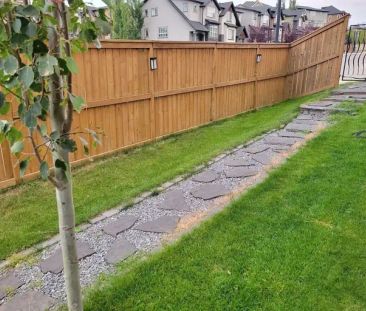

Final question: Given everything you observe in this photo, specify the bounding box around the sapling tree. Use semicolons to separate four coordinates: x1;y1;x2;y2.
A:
0;0;107;310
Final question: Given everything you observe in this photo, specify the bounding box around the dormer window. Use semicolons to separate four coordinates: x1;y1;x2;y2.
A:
226;12;233;22
151;7;158;16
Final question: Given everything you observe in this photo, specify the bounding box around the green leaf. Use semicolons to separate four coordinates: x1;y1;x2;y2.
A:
37;123;47;136
40;161;49;180
25;22;37;38
18;66;34;90
17;5;40;18
0;102;10;115
65;57;78;74
55;159;67;171
23;110;38;128
69;93;85;112
10;141;24;155
37;54;58;77
59;138;77;152
3;55;19;76
6;127;22;145
19;158;30;177
12;19;22;33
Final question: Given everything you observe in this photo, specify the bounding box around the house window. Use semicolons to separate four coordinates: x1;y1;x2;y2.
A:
151;7;158;16
193;5;197;12
228;28;234;40
208;25;218;39
183;2;188;12
207;7;215;18
158;26;168;38
145;9;148;17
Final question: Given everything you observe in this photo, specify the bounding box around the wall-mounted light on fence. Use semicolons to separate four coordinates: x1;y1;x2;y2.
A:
150;57;157;70
256;53;262;63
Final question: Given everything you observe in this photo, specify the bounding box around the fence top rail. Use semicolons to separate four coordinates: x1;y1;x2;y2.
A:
290;14;350;47
91;40;290;50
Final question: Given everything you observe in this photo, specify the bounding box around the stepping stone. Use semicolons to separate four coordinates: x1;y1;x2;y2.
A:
245;144;269;154
105;237;137;264
191;184;229;200
278;130;306;139
293;119;319;125
272;145;290;153
102;215;138;237
159;190;190;211
192;170;218;183
225;167;258;178
0;291;55;311
309;101;333;107
285;123;315;133
264;136;298;146
134;216;180;233
252;151;274;165
39;240;95;274
225;158;256;167
296;114;313;120
0;272;25;300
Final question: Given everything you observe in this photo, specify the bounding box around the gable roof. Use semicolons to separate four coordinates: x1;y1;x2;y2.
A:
235;5;262;15
193;0;221;10
321;5;344;15
143;0;209;32
219;2;241;26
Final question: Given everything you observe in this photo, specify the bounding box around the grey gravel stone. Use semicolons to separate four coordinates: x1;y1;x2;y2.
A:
105;237;137;264
224;158;256;167
0;291;55;311
192;170;219;183
0;272;25;300
134;216;180;233
264;136;298;146
159;190;190;211
225;167;259;178
102;215;138;237
245;144;269;154
39;241;95;274
191;184;230;200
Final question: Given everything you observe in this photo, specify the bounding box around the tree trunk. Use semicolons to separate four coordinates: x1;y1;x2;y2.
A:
54;150;83;311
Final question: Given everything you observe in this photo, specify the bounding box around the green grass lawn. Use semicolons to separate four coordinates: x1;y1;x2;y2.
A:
84;103;366;310
0;91;330;260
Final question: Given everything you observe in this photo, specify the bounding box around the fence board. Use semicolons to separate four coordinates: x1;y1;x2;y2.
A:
0;16;349;190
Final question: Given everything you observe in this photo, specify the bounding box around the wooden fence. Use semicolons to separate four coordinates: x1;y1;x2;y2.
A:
0;16;349;190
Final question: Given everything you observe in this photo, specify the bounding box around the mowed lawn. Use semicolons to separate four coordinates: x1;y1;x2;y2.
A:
84;104;366;310
0;91;329;260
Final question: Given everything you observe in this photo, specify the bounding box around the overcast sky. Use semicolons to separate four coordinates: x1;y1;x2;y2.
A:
232;0;366;25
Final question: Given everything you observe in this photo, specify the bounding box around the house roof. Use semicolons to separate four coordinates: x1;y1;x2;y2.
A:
192;0;221;10
235;5;262;15
219;2;241;26
242;0;273;14
321;5;344;15
296;5;328;13
237;26;249;39
144;0;209;33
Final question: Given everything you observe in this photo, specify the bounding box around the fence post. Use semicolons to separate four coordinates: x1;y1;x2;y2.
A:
148;42;156;140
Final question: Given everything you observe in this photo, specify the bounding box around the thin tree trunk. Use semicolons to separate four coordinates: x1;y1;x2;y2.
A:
48;2;83;310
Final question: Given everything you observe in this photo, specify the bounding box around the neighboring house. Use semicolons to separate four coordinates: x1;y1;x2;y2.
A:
282;8;306;30
295;5;328;27
322;5;345;23
218;2;241;42
141;0;223;41
240;1;274;28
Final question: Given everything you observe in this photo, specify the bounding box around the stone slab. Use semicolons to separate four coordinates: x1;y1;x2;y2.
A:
224;158;256;167
39;241;95;274
134;216;180;233
285;123;315;133
296;114;313;120
264;136;298;146
191;184;230;200
278;130;306;138
0;272;25;300
0;291;55;311
102;215;138;237
192;170;219;183
308;101;333;107
252;151;274;165
224;167;258;178
327;95;366;102
105;237;137;264
245;144;269;154
159;190;190;211
293;119;319;125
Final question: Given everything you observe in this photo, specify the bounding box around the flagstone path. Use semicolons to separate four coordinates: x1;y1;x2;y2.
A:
0;83;365;310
